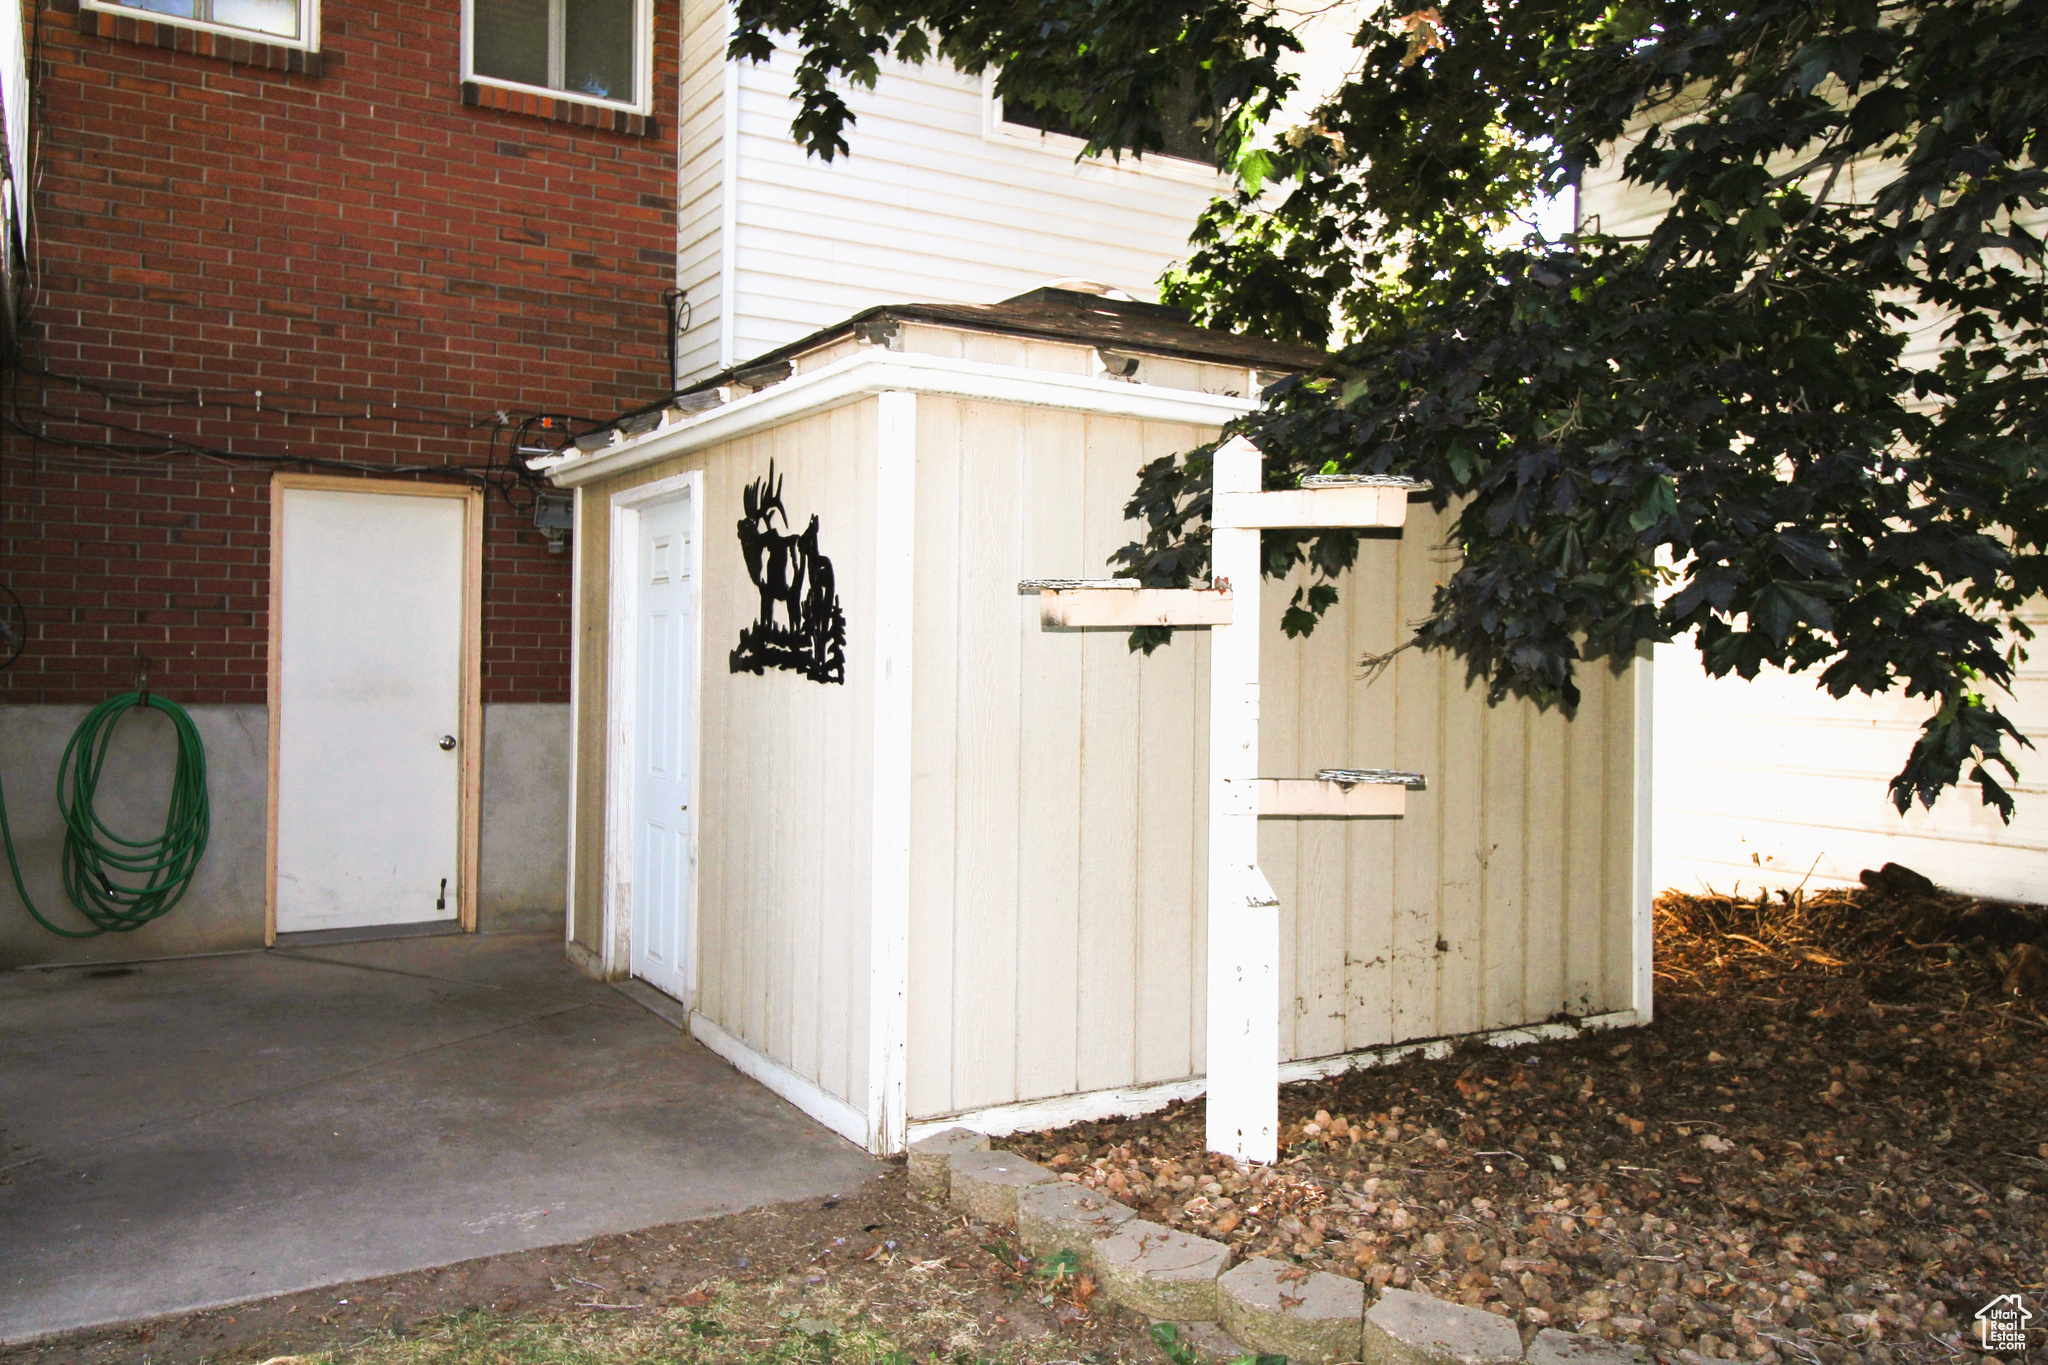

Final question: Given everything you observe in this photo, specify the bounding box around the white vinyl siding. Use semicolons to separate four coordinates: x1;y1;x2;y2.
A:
1652;613;2047;904
673;0;727;381
675;34;1224;383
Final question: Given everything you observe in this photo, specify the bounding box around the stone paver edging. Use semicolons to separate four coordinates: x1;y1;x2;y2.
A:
907;1127;988;1198
1090;1220;1234;1321
947;1151;1054;1226
1016;1182;1139;1259
912;1130;1643;1365
1362;1286;1524;1365
1217;1255;1365;1364
1524;1328;1650;1365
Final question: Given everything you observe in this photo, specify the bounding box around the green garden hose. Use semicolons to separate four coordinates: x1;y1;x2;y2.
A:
0;692;211;938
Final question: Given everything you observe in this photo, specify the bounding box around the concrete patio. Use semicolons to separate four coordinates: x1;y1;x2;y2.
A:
0;930;879;1343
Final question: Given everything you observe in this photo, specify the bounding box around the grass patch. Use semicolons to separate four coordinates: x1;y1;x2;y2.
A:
273;1276;1015;1365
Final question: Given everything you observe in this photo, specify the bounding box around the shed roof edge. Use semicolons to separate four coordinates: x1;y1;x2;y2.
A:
546;348;1256;487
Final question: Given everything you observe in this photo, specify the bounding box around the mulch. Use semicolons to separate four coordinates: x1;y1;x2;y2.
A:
1006;867;2048;1365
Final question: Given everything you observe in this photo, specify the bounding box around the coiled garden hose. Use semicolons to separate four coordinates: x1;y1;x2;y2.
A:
0;692;211;937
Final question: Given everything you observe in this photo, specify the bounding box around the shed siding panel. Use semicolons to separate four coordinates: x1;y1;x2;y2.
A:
906;412;1639;1122
570;492;613;958
1015;408;1089;1103
1133;420;1209;1088
1479;694;1528;1032
1521;704;1571;1022
906;399;964;1120
1386;523;1446;1044
1073;416;1146;1095
1342;532;1402;1052
948;401;1027;1112
567;404;878;1110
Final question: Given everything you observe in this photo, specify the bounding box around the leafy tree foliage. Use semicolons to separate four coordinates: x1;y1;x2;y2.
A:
738;0;2047;818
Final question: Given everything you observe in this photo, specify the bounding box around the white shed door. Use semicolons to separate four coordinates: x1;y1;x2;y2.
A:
275;488;466;933
632;493;695;1002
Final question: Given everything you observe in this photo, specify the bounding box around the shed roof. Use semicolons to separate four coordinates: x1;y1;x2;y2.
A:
695;287;1328;392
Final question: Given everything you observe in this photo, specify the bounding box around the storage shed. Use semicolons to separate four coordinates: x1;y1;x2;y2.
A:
548;288;1651;1157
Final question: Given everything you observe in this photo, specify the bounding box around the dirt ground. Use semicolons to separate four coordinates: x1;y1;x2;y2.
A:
0;1169;1161;1365
5;868;2044;1365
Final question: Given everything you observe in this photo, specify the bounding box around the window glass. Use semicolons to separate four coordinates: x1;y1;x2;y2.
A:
1003;81;1219;167
564;0;635;103
210;0;297;38
472;0;639;106
99;0;298;40
474;0;551;91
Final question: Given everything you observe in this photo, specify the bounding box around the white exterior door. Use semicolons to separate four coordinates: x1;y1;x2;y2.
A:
631;493;696;1002
274;487;469;934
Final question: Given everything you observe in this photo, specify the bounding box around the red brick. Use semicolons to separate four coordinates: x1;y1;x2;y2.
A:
0;0;673;705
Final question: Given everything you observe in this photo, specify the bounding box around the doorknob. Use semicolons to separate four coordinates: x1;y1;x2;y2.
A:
438;735;457;751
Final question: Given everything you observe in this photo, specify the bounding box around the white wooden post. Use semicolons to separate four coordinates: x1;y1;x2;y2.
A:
1205;435;1278;1163
1019;441;1420;1167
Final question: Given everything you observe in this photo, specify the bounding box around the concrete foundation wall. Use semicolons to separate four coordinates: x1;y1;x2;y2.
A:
0;703;268;967
1;701;569;967
478;703;571;932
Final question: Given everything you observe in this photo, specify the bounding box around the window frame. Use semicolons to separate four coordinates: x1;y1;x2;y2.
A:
461;0;655;118
982;80;1229;189
81;0;322;52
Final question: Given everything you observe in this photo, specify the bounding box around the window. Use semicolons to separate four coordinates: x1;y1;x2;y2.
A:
996;81;1220;168
466;0;648;111
88;0;313;45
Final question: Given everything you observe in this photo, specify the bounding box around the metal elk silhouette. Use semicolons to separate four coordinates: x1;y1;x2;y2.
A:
729;462;847;685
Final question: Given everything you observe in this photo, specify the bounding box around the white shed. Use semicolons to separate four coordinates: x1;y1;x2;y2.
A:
550;289;1650;1155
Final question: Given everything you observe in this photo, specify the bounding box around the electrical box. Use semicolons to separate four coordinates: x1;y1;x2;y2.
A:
534;491;573;552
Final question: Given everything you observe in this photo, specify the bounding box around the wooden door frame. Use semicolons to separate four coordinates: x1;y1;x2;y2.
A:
266;474;487;945
601;471;704;995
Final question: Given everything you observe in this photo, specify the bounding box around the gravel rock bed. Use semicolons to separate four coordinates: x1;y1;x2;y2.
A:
1007;877;2048;1365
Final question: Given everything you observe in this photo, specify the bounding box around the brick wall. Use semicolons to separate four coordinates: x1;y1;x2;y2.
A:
1;0;681;705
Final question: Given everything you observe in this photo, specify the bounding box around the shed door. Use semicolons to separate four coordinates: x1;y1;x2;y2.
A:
274;488;467;933
632;492;695;1002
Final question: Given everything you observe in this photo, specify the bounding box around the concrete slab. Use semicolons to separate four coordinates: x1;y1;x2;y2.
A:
0;932;878;1342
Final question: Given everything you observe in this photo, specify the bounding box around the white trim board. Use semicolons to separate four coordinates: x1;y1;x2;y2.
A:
691;1011;872;1150
1632;643;1657;1022
565;485;584;952
547;349;1256;487
864;391;917;1157
904;1010;1644;1145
